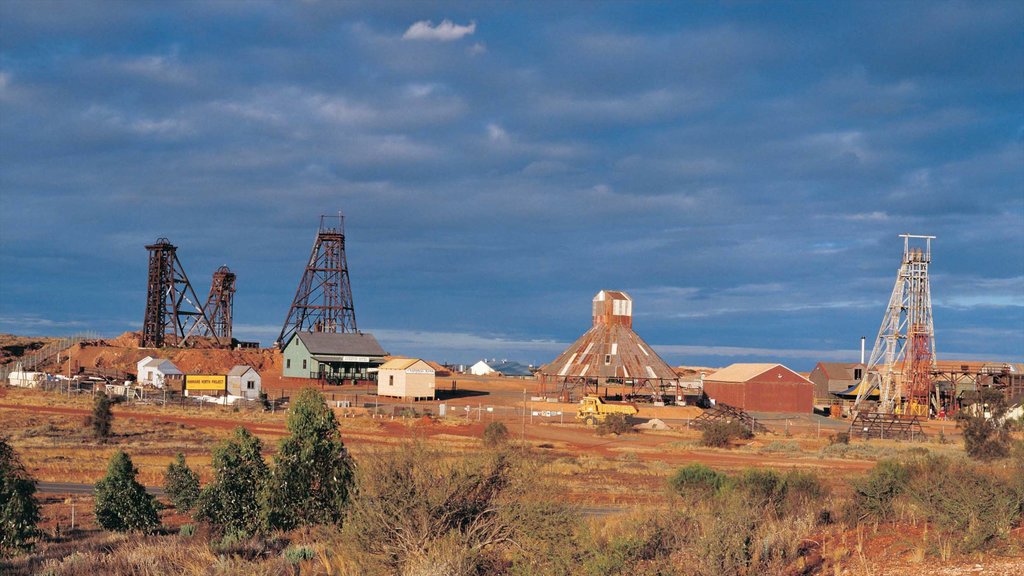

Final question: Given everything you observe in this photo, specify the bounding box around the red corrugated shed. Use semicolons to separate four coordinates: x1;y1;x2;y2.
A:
703;364;814;413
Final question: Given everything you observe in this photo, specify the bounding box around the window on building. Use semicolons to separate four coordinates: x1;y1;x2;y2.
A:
286;359;291;369
302;359;307;370
389;375;394;386
854;368;863;380
604;354;611;365
246;381;254;390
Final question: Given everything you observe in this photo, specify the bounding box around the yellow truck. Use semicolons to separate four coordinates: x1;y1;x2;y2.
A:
576;395;639;426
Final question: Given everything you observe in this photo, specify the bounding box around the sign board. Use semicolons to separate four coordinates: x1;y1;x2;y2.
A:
405;369;434;375
342;356;370;363
185;374;226;390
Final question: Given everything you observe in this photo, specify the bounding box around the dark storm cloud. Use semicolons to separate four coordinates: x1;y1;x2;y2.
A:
1;1;1021;369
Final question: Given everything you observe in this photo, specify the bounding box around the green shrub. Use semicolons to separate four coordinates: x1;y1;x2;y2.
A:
284;545;316;564
959;414;1010;460
164;453;200;513
904;456;1020;552
848;459;907;522
94;451;159;533
829;431;850;445
483;421;510;448
0;438;40;555
700;421;753;448
596;413;632;436
262;388;353;532
91;391;113;440
178;523;195;538
669;464;726;498
194;427;269;537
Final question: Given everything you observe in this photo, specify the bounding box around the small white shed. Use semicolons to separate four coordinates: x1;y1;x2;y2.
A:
227;365;261;400
136;357;182;388
378;358;435;400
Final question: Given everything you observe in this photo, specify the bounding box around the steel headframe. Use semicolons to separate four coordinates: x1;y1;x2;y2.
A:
141;238;216;348
277;213;358;348
854;234;937;414
201;265;236;344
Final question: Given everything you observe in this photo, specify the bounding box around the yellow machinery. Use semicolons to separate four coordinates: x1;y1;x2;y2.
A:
576;395;638;426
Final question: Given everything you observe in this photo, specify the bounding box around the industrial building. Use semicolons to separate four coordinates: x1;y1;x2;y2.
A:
808;362;865;401
537;290;678;400
281;332;386;383
377;358;435;400
702;363;814;413
469;359;533;377
227;365;261;399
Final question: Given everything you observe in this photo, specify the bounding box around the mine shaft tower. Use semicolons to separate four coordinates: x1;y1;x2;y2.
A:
277;213;358;348
854;234;937;415
201;265;236;344
141;238;216;348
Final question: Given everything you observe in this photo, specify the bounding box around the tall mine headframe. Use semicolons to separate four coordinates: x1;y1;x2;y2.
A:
141;238;215;348
854;234;937;415
201;265;236;344
277;213;358;348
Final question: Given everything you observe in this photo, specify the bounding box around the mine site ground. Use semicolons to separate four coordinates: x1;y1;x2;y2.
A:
1;335;1022;575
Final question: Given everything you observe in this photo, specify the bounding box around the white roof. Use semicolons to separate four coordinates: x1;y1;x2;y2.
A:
228;365;256;377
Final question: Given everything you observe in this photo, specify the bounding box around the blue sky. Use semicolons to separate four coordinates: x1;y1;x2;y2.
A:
1;1;1021;371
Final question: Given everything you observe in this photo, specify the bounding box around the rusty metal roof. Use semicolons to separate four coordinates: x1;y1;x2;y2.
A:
539;323;677;382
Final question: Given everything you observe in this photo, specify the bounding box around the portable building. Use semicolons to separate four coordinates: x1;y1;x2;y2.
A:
377;358;436;400
227;365;261;400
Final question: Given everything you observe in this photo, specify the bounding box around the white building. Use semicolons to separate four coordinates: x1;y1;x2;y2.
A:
136;357;183;388
227;365;261;400
378;358;436;400
469;360;495;376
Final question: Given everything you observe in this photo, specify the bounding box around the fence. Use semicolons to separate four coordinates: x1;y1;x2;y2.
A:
0;332;99;382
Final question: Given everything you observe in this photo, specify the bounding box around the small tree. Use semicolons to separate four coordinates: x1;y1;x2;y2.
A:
482;421;510;448
92;391;113;440
958;389;1011;461
596;413;633;436
164;453;200;512
262;388;354;531
0;438;40;555
94;450;159;532
195;427;268;536
700;421;753;448
669;463;726;498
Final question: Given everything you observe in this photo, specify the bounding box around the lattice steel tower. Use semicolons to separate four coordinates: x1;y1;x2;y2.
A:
277;213;357;347
854;234;937;415
141;238;214;348
201;265;236;345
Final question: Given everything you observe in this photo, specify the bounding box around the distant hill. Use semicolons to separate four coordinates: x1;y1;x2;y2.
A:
0;334;60;366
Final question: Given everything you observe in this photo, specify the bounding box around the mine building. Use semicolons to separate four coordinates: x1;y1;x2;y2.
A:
808;362;865;402
537;290;679;401
281;331;386;384
702;363;814;413
136;356;183;389
227;365;261;400
377;358;436;400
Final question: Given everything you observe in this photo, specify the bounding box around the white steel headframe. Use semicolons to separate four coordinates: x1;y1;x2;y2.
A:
854;234;937;413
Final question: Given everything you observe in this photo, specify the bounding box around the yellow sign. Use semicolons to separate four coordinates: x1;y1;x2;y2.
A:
185;374;226;390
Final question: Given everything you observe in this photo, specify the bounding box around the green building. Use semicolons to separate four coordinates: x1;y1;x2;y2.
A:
281;332;387;383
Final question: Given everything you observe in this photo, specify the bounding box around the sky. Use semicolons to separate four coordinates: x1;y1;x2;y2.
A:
0;1;1021;371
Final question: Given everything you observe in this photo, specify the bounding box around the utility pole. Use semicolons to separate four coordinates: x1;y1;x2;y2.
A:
521;388;526;451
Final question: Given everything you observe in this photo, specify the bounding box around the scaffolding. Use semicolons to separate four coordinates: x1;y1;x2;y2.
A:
854;235;937;415
141;238;214;348
201;265;236;344
277;213;358;348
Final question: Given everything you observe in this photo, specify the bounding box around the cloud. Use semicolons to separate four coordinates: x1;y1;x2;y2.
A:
402;19;476;42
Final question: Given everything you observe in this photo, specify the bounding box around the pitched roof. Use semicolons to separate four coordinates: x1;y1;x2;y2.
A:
706;363;780;383
380;358;430;371
816;362;864;380
292;332;386;357
490;360;533;377
228;365;255;377
539;322;678;381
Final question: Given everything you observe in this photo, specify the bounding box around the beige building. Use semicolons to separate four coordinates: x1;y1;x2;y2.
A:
377;358;435;400
227;365;261;400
